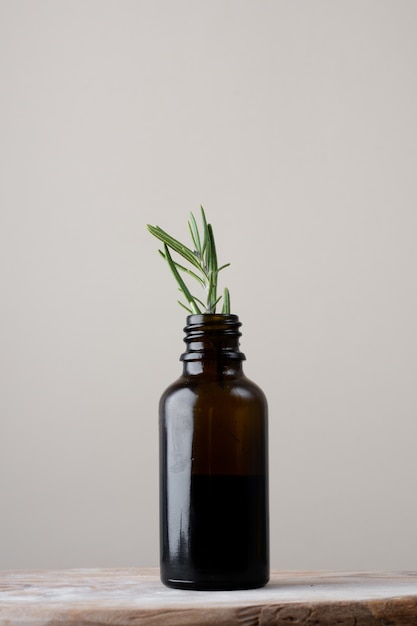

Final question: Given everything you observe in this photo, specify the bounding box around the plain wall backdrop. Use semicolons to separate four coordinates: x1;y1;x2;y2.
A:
1;0;416;570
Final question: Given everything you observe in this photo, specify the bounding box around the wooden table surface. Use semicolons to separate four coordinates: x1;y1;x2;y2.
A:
1;568;417;625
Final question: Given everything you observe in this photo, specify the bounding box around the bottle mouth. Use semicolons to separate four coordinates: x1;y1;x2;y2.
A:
181;314;246;361
185;313;240;327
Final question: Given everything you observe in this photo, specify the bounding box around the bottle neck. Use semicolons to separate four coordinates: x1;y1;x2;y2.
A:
180;314;246;377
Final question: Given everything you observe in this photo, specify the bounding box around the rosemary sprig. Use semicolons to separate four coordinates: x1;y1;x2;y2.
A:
147;206;231;314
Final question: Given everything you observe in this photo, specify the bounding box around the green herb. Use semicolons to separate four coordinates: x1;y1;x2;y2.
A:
147;206;231;315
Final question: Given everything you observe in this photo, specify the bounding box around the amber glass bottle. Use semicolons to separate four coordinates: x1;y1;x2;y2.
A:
159;314;269;590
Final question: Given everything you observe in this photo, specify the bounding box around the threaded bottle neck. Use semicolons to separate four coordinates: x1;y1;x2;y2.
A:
180;314;246;362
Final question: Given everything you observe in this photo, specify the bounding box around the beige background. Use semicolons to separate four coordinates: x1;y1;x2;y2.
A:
1;0;416;571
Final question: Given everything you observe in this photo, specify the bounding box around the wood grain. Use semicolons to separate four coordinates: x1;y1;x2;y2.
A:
1;569;417;625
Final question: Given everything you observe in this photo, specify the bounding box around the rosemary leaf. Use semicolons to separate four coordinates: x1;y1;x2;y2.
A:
207;224;218;273
160;250;206;287
200;206;209;255
178;300;194;314
188;212;201;255
147;225;203;272
164;244;201;314
221;288;231;314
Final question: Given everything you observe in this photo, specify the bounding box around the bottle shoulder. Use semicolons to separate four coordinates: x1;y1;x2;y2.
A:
160;373;267;405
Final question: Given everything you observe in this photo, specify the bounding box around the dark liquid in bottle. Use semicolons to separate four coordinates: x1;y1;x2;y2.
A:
161;473;269;590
